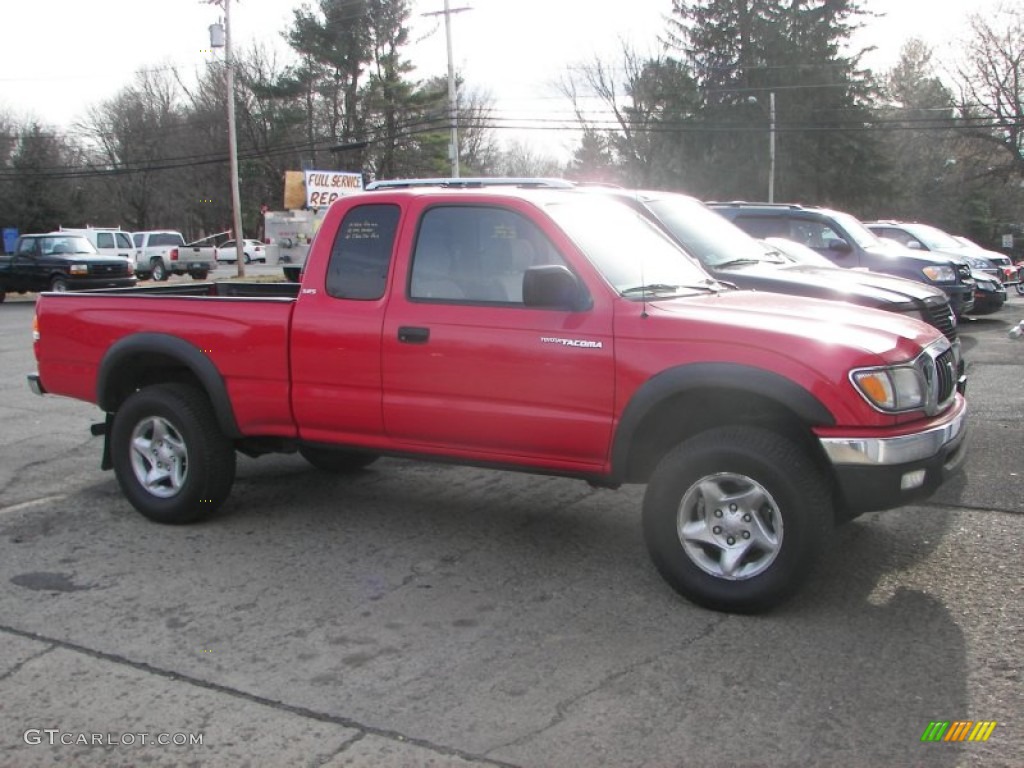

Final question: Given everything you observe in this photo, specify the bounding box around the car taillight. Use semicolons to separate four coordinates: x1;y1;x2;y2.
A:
170;248;179;261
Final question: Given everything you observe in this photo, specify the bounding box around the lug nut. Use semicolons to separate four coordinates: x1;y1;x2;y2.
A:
727;537;735;545
714;509;723;518
713;526;722;535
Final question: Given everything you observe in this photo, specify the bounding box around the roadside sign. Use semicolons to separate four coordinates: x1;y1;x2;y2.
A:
303;170;363;208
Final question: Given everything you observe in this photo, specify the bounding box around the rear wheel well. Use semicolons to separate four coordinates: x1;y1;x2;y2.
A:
101;353;205;413
621;388;829;485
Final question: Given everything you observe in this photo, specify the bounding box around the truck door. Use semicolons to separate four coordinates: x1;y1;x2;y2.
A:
381;203;615;472
290;203;402;444
10;238;41;292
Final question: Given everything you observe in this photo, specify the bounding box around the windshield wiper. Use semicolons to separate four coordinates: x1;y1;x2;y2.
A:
621;281;721;297
715;258;763;268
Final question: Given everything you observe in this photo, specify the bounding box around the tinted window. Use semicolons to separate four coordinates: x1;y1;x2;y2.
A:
410;206;564;303
325;204;399;300
97;232;114;248
149;233;186;247
115;232;133;248
133;233;143;247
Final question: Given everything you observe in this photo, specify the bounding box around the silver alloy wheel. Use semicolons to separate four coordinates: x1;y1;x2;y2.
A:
129;416;188;498
677;472;784;580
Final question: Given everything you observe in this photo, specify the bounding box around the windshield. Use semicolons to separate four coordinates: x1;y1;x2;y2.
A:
643;195;774;267
40;236;97;255
544;197;717;297
829;211;884;249
903;223;965;251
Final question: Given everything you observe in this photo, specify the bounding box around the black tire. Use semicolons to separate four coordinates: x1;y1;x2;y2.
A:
192;270;209;281
111;383;236;524
283;266;302;282
299;445;378;472
642;426;831;614
50;276;69;292
1016;282;1024;296
244;254;251;264
151;258;168;281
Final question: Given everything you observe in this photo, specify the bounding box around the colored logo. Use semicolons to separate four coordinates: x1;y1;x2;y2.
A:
921;721;997;742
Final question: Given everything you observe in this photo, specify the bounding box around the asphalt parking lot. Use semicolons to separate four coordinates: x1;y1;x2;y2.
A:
0;290;1021;767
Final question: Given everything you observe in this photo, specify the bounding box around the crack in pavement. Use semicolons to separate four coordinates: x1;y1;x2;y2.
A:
0;624;520;768
482;614;730;757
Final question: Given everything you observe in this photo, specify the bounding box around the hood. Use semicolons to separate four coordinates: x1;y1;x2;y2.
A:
869;240;969;267
721;261;944;306
643;289;940;360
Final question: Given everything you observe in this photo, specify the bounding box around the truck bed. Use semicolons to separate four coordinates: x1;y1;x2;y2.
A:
34;283;299;437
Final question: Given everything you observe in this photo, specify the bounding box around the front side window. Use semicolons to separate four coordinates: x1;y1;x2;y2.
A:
409;206;564;303
325;204;400;300
115;232;133;248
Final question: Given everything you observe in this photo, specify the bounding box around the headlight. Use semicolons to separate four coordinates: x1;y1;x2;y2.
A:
852;365;926;412
921;265;955;282
69;264;89;275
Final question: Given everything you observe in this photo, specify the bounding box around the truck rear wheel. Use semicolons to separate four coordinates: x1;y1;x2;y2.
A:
299;446;378;472
151;258;168;281
642;426;831;614
283;267;302;282
111;383;236;524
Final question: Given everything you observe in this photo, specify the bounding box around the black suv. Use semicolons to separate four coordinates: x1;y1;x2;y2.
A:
0;233;137;302
708;203;976;317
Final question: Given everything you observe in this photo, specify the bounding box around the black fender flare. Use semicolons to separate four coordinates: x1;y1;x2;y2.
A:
97;333;241;439
609;363;834;482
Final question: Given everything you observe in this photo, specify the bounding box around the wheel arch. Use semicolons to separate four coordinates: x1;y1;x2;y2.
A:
611;363;835;485
97;333;241;439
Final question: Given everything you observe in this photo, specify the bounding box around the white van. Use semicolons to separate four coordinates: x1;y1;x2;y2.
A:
59;227;135;261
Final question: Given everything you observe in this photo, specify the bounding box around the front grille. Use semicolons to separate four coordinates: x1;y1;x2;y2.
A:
933;346;957;408
91;263;131;278
922;300;958;343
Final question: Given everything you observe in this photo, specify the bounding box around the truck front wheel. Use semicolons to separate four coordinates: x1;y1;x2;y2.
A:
111;384;236;524
642;426;831;614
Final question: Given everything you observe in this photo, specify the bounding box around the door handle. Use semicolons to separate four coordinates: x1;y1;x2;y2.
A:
398;326;430;344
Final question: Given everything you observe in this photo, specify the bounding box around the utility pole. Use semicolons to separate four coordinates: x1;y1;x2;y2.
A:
768;91;776;204
424;2;471;178
208;0;245;276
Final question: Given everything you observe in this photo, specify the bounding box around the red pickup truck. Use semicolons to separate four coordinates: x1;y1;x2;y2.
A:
28;182;967;613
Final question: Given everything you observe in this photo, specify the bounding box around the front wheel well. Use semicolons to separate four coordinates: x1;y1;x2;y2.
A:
619;388;829;485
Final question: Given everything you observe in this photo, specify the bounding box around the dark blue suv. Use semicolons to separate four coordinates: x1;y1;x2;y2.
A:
708;203;976;317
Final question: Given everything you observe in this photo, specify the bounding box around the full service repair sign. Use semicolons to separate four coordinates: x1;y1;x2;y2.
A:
304;170;363;208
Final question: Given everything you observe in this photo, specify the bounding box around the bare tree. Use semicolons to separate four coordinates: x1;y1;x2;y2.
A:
951;4;1024;180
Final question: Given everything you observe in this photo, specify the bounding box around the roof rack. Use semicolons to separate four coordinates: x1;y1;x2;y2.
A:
364;177;575;191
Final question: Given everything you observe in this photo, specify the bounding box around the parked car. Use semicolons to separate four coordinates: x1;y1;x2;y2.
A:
864;221;1009;315
708;202;976;317
593;190;961;354
950;235;1020;287
1;232;136;301
216;239;267;264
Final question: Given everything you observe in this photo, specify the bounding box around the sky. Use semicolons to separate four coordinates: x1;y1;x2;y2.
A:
0;0;997;161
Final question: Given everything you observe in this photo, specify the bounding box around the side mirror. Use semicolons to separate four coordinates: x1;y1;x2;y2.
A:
827;239;853;254
522;265;591;311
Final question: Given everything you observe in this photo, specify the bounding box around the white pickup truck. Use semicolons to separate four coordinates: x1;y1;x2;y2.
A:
132;230;215;281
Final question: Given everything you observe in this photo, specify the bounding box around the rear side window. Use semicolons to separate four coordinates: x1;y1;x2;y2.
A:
97;233;114;248
325;204;400;300
149;233;185;247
